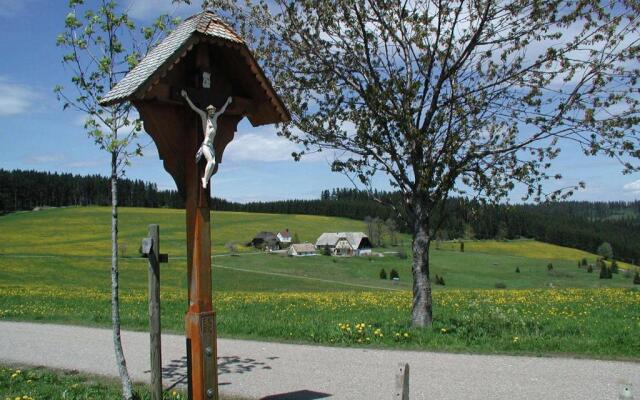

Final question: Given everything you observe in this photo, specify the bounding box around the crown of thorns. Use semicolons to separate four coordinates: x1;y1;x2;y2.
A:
206;105;216;112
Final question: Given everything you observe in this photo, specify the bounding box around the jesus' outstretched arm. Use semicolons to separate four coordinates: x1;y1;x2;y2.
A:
181;90;206;119
213;96;232;119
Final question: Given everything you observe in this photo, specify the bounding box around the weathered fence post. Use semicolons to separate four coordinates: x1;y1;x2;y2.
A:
142;224;168;400
394;362;410;400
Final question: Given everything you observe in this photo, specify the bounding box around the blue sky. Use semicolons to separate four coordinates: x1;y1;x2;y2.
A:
0;0;638;203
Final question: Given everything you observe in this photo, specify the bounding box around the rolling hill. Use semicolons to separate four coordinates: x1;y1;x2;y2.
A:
1;206;638;359
0;206;636;293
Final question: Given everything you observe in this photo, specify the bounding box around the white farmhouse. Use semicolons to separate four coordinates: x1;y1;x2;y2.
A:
315;232;373;256
288;243;317;256
276;229;292;248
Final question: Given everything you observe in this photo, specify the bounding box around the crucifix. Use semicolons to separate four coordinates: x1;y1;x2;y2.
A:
100;11;290;400
181;87;231;189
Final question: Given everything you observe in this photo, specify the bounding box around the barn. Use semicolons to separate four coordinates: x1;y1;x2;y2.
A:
250;231;278;250
288;243;317;257
315;232;373;256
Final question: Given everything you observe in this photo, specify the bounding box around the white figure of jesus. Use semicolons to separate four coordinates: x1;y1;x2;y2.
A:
181;89;232;189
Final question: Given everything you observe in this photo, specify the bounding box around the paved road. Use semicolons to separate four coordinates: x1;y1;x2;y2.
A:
0;321;637;399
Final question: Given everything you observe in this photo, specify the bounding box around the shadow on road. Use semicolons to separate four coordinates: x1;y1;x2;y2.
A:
160;355;188;388
155;355;276;390
261;390;332;400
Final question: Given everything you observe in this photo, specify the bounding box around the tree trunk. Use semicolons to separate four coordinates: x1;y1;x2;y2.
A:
110;152;134;400
410;210;433;327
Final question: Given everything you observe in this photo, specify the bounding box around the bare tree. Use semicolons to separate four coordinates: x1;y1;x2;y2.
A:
364;215;375;240
374;216;386;246
463;223;476;240
365;215;384;246
55;1;176;397
197;0;639;327
385;217;399;246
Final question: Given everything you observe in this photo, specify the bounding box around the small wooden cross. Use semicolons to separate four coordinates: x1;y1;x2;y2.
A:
141;224;168;400
141;236;168;263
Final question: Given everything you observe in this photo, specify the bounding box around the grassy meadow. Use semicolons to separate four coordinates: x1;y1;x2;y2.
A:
0;365;248;400
0;206;365;257
0;206;639;359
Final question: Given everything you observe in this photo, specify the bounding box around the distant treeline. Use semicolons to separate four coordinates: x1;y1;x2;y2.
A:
213;189;640;264
0;169;183;211
2;169;639;263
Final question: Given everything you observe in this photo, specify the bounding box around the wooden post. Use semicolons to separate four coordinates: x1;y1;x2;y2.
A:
142;224;168;400
394;363;410;400
183;44;218;400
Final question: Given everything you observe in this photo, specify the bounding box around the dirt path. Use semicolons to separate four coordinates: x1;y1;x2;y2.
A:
213;262;404;291
0;321;637;399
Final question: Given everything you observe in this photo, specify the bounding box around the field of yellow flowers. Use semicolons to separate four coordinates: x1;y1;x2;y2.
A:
1;286;638;359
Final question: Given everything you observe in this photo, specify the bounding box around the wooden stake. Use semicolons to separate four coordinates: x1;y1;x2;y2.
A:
395;363;410;400
142;224;167;400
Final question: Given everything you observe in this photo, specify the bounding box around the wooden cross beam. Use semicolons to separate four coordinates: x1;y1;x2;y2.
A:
143;83;257;117
141;236;169;263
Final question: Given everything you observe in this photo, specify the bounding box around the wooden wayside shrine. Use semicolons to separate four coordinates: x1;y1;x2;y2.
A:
100;11;290;400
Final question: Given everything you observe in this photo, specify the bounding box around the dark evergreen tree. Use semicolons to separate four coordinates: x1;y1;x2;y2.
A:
598;259;612;279
610;260;619;274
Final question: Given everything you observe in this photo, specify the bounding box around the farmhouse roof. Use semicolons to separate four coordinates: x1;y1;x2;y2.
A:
315;232;339;247
99;11;290;125
315;232;371;249
278;229;291;238
254;231;277;240
291;243;316;253
344;232;370;249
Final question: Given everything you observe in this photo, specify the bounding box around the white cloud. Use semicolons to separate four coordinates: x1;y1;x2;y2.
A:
224;131;300;163
126;0;200;21
0;77;36;116
24;154;64;164
63;160;104;169
623;179;640;194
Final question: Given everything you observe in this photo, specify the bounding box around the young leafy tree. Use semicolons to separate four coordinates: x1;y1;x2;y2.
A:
597;242;614;260
198;0;640;326
55;1;177;397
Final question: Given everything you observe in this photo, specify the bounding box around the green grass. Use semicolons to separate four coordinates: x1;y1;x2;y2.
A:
0;365;190;400
218;248;637;291
1;287;638;360
438;239;635;267
0;364;251;400
0;206;366;257
1;206;639;359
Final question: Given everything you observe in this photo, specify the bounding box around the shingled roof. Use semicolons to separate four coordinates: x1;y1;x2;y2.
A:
315;232;371;249
99;11;289;124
